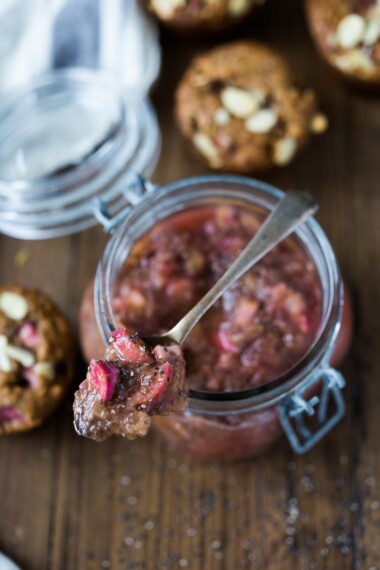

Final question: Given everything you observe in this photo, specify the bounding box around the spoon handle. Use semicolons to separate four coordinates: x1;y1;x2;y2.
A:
167;191;318;346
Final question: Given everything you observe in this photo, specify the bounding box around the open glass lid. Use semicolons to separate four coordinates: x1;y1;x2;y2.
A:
0;68;161;239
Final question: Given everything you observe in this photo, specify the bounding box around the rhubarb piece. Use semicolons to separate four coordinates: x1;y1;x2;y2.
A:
0;406;25;425
19;322;41;350
232;298;259;327
73;327;187;442
215;328;240;353
22;362;55;389
109;327;153;365
22;368;41;389
89;360;119;402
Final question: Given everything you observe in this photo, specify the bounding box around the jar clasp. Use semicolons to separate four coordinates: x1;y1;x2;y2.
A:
279;367;346;454
92;174;158;233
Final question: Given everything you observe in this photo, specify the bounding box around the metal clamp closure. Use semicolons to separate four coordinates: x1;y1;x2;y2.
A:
93;174;158;233
279;367;346;454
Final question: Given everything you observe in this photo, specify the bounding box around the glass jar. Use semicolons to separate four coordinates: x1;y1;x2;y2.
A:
0;68;160;239
0;0;64;94
91;174;351;461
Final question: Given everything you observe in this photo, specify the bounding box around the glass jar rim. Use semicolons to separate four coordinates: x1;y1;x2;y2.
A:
95;174;342;412
0;68;161;239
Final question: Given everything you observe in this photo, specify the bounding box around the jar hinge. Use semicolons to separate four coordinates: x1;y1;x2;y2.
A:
279;367;346;454
92;174;159;233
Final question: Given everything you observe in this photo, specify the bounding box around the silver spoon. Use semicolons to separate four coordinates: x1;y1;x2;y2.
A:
145;190;318;348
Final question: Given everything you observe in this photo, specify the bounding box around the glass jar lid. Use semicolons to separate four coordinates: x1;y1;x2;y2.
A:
0;67;161;239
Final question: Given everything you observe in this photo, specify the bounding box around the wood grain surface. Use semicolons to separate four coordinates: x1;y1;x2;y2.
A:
0;1;379;569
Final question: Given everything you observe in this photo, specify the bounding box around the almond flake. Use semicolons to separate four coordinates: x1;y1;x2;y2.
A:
228;0;249;17
151;0;186;19
335;49;375;73
193;133;222;167
0;335;12;373
6;345;35;368
251;90;266;105
336;14;366;49
191;74;209;88
363;18;380;46
171;0;187;7
214;108;230;126
220;87;260;119
310;113;329;134
245;109;277;133
0;292;29;320
0;354;12;372
273;138;297;166
34;362;55;380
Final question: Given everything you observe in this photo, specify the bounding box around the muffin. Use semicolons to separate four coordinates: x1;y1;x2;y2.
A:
146;0;266;32
175;41;328;173
306;0;380;86
0;284;74;435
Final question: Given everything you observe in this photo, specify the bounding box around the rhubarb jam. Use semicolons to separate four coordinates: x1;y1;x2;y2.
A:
112;206;323;392
80;173;353;459
73;327;187;442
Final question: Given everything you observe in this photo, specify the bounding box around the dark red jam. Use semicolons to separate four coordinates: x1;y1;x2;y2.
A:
112;206;323;393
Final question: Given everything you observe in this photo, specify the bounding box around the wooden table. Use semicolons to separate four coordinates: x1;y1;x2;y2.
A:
0;1;379;568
